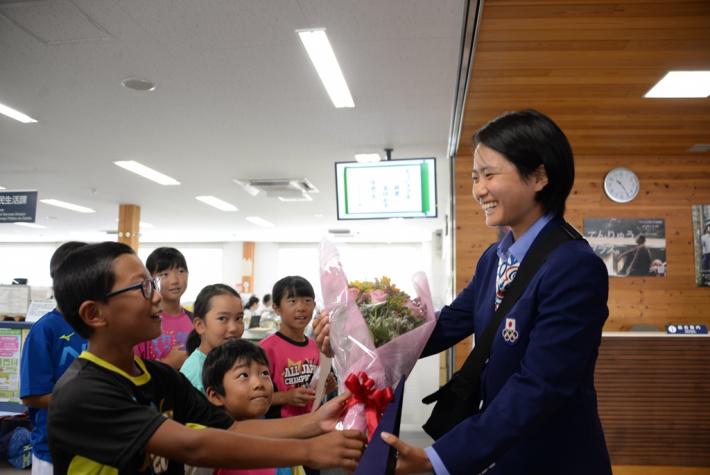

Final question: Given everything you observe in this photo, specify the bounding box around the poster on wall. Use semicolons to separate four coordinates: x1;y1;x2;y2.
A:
691;204;710;287
0;327;24;403
583;218;666;277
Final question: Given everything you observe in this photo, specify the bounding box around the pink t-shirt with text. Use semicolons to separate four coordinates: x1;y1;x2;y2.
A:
133;309;193;360
259;332;320;418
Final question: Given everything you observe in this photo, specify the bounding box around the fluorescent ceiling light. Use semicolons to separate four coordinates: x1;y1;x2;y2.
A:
645;71;710;98
40;199;95;213
297;29;354;108
15;222;46;229
195;195;238;212
0;186;6;190
354;153;381;163
114;160;180;186
245;216;274;228
0;102;37;123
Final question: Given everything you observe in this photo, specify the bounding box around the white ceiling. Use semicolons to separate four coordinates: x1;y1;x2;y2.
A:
0;0;464;243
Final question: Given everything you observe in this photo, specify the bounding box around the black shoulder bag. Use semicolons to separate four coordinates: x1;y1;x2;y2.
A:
422;222;583;440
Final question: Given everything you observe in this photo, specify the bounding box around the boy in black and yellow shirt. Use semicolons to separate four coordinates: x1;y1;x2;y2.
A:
48;242;364;474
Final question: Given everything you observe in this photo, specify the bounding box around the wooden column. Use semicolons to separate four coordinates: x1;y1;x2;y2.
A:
118;204;140;251
241;241;255;294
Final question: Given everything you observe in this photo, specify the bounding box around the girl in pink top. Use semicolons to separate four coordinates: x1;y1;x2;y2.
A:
133;247;192;369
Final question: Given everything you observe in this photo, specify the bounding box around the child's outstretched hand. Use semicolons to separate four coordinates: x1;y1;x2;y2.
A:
287;386;316;407
313;311;334;357
305;429;366;470
315;392;350;433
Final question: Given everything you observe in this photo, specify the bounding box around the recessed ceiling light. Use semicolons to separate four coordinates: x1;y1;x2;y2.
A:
245;216;274;227
645;71;710;98
14;222;47;229
195;195;238;212
297;29;354;108
121;78;156;92
40;199;95;213
114;161;180;186
0;102;37;124
354;153;381;163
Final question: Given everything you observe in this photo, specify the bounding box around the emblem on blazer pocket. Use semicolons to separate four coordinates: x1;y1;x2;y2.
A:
502;317;519;345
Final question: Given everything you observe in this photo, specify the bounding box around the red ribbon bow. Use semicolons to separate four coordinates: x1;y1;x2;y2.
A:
344;371;394;440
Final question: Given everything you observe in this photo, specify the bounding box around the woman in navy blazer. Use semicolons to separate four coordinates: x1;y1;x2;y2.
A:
316;110;612;475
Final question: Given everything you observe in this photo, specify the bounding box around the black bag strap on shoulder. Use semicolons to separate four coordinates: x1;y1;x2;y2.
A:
423;221;583;404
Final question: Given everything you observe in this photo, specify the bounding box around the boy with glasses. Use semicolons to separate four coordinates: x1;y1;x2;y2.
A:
48;242;364;474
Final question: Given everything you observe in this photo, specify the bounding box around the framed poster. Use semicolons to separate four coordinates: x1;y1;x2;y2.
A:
583;218;666;277
692;204;710;287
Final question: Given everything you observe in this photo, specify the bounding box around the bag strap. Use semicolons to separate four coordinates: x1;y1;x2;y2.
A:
449;221;583;394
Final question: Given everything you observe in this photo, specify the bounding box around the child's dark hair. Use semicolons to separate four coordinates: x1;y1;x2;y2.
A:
50;241;87;279
474;109;574;217
272;276;315;307
246;295;259;309
202;339;269;396
53;242;135;338
262;294;272;306
185;284;241;354
145;247;188;274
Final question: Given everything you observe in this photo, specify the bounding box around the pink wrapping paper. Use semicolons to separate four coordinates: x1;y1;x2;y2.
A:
319;240;437;436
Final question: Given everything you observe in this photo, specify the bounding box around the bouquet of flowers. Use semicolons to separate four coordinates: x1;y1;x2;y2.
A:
319;240;437;440
348;277;427;348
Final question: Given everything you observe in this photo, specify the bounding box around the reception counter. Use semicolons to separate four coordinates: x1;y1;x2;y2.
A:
596;332;710;467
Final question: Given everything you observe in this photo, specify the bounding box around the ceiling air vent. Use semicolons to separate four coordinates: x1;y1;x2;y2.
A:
233;178;318;201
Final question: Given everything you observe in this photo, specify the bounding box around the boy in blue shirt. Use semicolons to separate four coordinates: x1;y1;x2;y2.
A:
19;241;87;475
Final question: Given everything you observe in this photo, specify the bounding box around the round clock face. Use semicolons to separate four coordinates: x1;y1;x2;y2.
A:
604;167;640;203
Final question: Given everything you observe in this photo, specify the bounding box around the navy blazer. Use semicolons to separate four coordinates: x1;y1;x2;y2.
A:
423;219;612;474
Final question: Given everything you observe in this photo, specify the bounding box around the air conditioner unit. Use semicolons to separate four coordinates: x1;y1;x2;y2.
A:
233;178;318;201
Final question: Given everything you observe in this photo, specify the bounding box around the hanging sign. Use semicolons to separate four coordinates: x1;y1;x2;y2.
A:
0;190;38;223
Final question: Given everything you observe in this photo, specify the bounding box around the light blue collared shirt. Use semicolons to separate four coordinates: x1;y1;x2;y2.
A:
424;213;554;475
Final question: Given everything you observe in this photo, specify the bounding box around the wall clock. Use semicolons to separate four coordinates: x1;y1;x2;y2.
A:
604;167;639;203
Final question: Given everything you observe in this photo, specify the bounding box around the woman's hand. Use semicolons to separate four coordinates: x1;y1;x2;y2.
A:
313;311;334;357
381;432;433;474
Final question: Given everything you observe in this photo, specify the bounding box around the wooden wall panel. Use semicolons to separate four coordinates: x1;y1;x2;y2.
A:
595;336;710;466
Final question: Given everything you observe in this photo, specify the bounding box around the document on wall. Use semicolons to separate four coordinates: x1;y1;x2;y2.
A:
0;327;23;402
26;299;55;323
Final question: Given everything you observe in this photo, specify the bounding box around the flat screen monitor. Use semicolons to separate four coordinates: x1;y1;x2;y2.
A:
335;158;437;220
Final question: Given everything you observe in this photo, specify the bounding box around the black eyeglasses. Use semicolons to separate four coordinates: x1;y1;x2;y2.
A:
103;278;160;301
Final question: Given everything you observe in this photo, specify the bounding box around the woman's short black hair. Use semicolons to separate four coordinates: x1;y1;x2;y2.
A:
474;109;575;217
272;276;315;307
145;247;188;274
53;241;135;338
202;339;269;396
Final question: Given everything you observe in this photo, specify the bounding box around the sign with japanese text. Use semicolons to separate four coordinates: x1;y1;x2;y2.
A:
0;190;38;223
